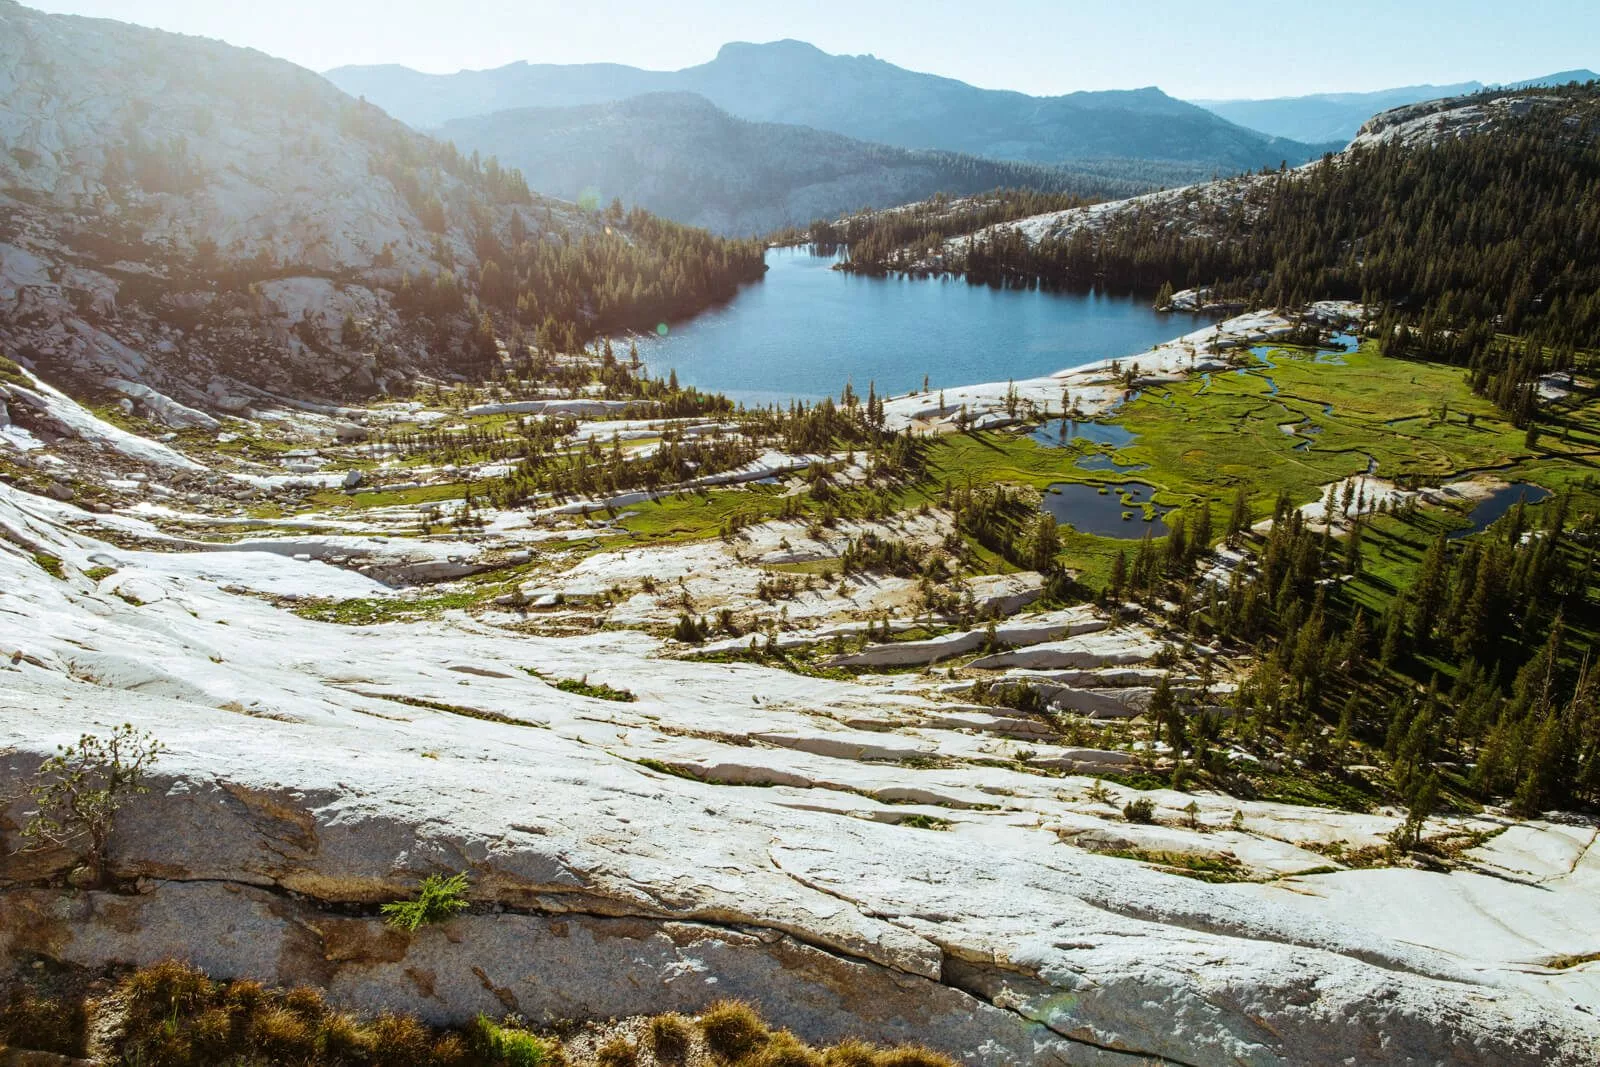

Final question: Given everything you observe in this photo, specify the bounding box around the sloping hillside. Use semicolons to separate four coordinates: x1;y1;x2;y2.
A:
329;40;1335;171
832;85;1600;346
0;0;759;409
435;92;1213;236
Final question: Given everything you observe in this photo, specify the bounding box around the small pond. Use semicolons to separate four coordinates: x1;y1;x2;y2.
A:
1455;483;1553;537
1030;418;1138;448
1041;481;1174;538
1075;454;1148;474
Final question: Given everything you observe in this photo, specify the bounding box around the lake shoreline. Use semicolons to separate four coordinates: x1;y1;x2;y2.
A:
879;301;1365;434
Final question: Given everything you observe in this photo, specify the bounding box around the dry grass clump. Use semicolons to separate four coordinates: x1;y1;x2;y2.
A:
872;1048;958;1067
819;1039;881;1067
114;959;556;1067
693;1001;955;1067
0;984;90;1056
597;1034;641;1067
648;1012;695;1064
749;1029;823;1067
2;962;957;1067
700;999;770;1062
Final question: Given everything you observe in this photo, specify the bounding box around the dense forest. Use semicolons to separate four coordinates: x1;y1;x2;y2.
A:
394;201;765;359
1096;480;1600;820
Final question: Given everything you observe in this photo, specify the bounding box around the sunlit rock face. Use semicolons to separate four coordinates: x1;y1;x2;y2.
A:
0;1;605;405
2;469;1599;1064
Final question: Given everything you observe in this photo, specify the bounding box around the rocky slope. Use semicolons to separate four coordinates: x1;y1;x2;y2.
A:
3;318;1600;1064
434;93;1204;236
328;40;1333;172
0;1;752;415
1348;86;1600;148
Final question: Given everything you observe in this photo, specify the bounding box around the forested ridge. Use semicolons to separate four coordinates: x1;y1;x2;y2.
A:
394;200;765;359
839;86;1600;351
345;99;769;358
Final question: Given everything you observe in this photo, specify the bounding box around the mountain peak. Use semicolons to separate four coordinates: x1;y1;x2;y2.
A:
714;39;828;62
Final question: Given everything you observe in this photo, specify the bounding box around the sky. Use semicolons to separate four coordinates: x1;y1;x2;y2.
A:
25;0;1600;100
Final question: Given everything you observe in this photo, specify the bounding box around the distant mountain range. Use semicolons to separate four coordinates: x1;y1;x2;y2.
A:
1193;69;1599;144
327;40;1338;172
434;92;1218;236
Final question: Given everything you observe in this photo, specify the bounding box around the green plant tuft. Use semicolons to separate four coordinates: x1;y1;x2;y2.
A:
381;872;471;932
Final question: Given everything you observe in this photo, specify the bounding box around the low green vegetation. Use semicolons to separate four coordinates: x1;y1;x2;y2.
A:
380;872;472;932
30;551;65;579
551;675;637;702
1095;846;1249;883
0;354;30;386
290;589;488;624
469;1014;559;1067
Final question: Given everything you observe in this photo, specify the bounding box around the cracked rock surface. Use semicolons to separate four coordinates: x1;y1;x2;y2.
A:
3;480;1600;1065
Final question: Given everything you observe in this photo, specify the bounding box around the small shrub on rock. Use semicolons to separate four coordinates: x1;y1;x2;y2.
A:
1122;797;1157;823
381;871;471;931
21;722;165;887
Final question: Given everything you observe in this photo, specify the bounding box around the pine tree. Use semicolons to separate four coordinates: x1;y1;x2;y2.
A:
1226;486;1251;545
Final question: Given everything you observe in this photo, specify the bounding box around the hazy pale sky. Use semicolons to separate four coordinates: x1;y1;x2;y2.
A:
25;0;1600;99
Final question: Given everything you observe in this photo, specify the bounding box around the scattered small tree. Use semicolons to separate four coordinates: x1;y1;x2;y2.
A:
1122;797;1157;824
1388;770;1438;854
20;724;164;888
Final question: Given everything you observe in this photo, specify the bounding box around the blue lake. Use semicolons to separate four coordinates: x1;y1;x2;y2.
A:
631;248;1211;405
